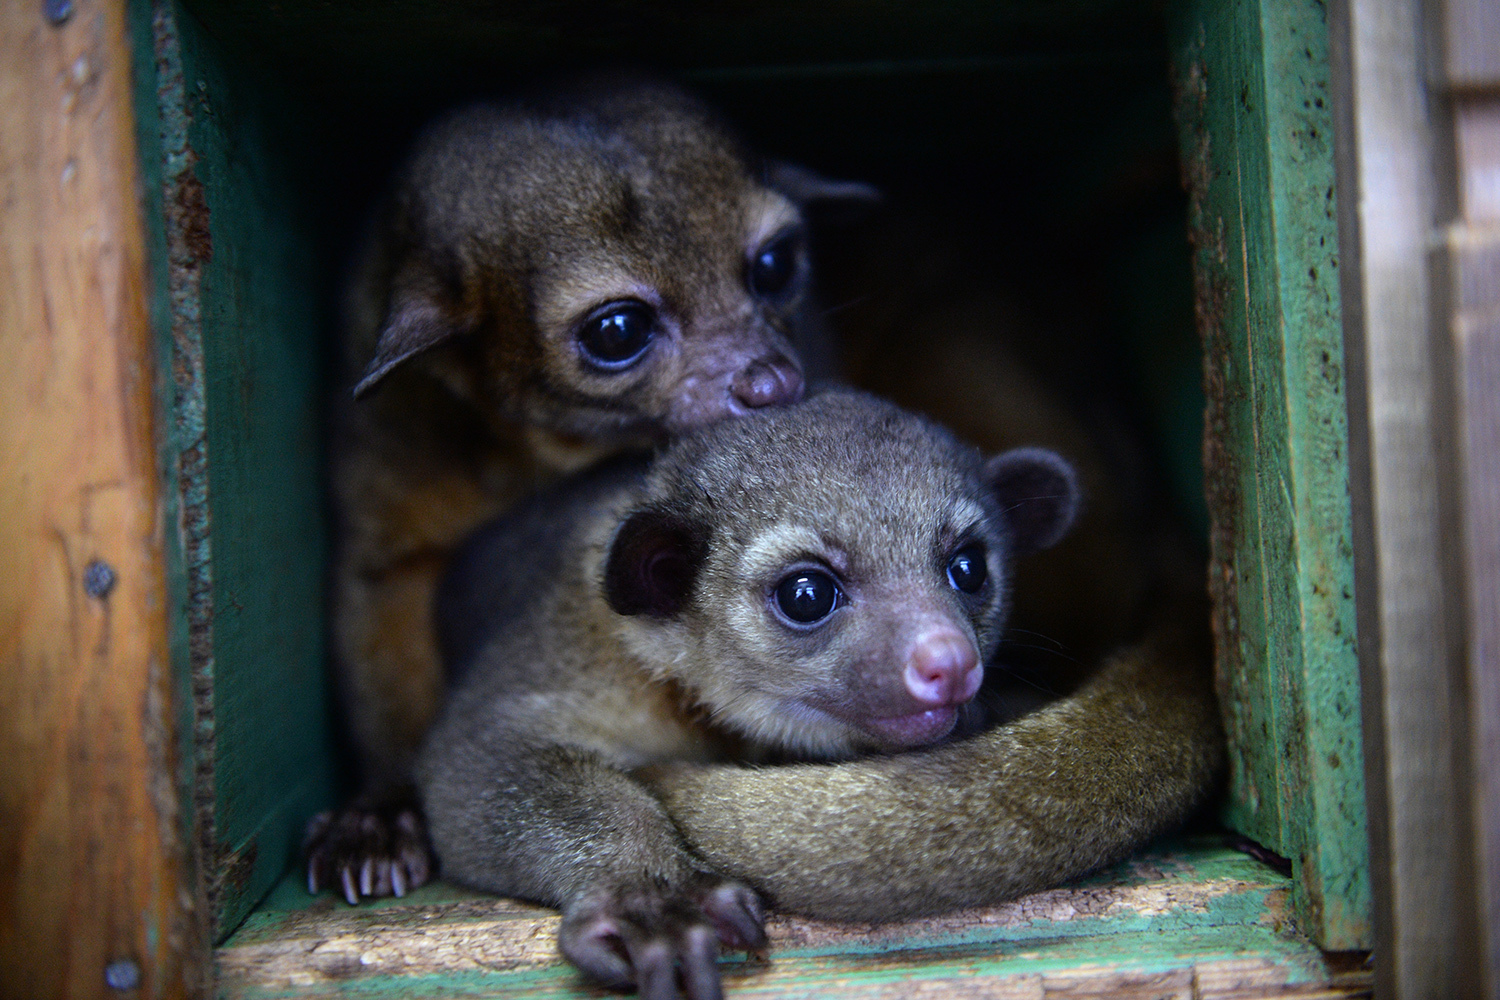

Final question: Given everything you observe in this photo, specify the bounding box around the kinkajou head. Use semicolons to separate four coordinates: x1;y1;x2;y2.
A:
600;390;1082;757
350;78;877;438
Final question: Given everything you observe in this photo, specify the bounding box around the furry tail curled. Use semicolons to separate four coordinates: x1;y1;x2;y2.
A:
642;592;1224;922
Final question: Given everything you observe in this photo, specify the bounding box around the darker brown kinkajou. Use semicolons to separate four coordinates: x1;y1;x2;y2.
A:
309;76;874;901
418;388;1084;999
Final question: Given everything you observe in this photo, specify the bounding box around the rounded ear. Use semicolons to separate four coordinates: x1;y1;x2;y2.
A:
983;447;1082;557
604;507;710;618
766;160;882;208
353;273;460;398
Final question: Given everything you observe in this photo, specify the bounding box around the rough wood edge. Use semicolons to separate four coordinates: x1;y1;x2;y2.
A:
218;876;1369;999
0;0;198;996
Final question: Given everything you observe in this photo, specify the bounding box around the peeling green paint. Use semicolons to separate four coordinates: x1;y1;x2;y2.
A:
1167;0;1369;951
220;839;1359;1000
132;0;337;943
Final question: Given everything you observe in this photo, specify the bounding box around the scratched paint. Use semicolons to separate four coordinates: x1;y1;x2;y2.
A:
135;0;337;943
1167;0;1369;951
218;839;1365;1000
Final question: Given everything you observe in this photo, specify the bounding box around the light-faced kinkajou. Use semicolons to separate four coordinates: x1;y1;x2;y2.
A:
309;76;875;901
417;388;1087;998
635;211;1224;929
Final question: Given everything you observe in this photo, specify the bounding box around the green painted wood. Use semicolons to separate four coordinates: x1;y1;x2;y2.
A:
127;0;205;949
1168;0;1369;950
133;0;337;942
218;839;1366;999
134;0;1363;960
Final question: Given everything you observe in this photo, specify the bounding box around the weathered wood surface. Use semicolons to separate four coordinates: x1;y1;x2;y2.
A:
1444;34;1500;1000
0;0;198;996
136;0;336;939
1447;222;1500;1000
1168;0;1367;950
218;841;1371;1000
1442;0;1500;89
1331;0;1500;994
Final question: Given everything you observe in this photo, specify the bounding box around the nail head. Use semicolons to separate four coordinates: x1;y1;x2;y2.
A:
104;959;140;991
84;560;117;599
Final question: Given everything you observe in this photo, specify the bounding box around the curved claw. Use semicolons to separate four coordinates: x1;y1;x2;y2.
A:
559;877;765;1000
302;798;436;905
701;882;767;955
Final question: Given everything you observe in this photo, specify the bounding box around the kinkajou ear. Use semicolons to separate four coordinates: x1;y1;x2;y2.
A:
766;160;882;208
354;266;463;398
604;506;711;619
984;447;1082;558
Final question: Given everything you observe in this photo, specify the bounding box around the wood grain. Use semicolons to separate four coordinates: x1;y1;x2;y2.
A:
1169;0;1368;950
1449;226;1500;1000
0;1;197;996
1330;0;1492;994
1448;94;1500;1000
217;843;1373;1000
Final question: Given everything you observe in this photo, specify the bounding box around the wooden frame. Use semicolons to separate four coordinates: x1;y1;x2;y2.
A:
0;1;202;996
31;0;1500;994
1169;0;1369;951
1331;0;1500;993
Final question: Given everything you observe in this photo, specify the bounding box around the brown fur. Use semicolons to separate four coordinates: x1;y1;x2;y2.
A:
638;210;1225;925
645;575;1221;922
314;77;872;901
417;388;1082;996
822;211;1157;675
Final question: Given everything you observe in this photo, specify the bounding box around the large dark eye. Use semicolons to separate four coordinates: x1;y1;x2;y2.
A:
774;570;840;625
578;302;656;369
748;231;802;298
947;544;987;594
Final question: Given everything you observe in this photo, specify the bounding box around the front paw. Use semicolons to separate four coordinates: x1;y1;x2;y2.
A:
303;800;433;904
560;875;766;1000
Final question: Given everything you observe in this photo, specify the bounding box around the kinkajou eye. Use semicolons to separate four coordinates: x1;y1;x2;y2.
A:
946;544;988;594
578;301;656;369
748;230;803;299
773;569;841;625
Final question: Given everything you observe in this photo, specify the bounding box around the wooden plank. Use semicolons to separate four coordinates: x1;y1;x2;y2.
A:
1328;0;1488;994
140;0;337;939
1441;0;1500;89
0;0;199;996
1447;225;1500;1000
217;840;1372;1000
1168;0;1368;950
1253;1;1368;948
1446;87;1500;1000
1455;100;1500;223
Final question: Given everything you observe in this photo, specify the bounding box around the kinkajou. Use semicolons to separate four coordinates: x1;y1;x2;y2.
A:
639;208;1224;925
418;388;1082;997
310;76;874;901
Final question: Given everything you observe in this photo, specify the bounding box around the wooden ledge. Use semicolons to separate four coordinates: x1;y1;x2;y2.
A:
218;838;1370;999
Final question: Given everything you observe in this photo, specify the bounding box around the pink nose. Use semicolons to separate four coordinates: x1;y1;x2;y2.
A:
904;630;982;707
731;356;804;409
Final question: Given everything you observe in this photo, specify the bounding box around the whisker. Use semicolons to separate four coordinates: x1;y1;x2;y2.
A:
819;295;868;318
998;632;1082;666
989;662;1064;698
1002;494;1068;515
1003;627;1068;650
997;646;1083;670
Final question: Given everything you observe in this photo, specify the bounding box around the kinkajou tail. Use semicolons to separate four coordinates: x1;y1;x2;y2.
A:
644;592;1224;922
